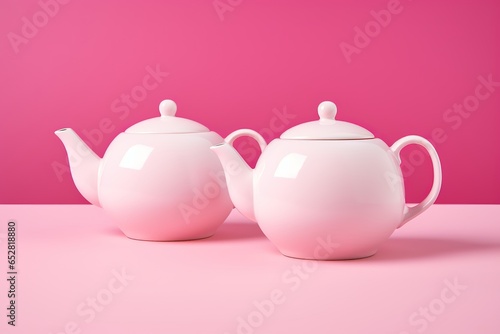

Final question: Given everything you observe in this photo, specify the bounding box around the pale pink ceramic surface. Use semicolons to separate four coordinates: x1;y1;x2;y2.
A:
1;0;499;205
1;205;499;334
212;102;442;259
55;100;233;240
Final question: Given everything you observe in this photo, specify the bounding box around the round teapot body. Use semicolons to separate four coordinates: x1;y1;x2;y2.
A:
98;131;233;241
253;138;406;259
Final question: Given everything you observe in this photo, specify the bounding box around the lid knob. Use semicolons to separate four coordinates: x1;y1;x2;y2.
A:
159;99;177;117
318;101;337;121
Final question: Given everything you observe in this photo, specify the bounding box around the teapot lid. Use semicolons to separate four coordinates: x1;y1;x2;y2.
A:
280;101;374;140
125;100;210;134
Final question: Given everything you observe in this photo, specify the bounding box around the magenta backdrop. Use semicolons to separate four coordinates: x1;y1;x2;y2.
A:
0;0;499;204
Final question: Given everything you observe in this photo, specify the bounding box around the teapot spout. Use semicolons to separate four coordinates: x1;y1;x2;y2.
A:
55;128;101;207
210;142;256;222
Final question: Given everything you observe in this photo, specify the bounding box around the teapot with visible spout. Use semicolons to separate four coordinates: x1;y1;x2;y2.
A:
55;99;233;241
211;101;442;260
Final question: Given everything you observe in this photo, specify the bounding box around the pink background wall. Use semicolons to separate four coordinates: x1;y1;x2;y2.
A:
0;0;499;204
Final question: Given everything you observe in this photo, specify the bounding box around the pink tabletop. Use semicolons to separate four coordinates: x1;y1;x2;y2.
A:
0;205;499;334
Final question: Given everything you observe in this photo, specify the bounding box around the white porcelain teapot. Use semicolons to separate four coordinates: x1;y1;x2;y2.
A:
55;100;233;241
211;101;442;259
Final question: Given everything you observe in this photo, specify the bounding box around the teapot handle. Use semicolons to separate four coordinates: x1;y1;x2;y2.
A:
224;129;268;153
390;135;442;228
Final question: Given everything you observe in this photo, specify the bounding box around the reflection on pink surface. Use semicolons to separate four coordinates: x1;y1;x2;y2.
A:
0;205;499;334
